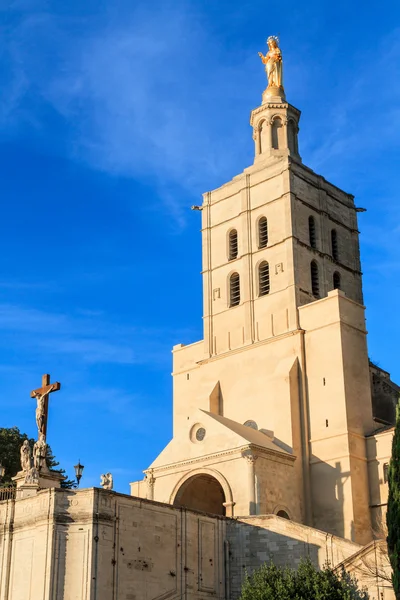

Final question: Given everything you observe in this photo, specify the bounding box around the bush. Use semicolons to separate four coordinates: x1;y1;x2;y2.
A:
239;558;369;600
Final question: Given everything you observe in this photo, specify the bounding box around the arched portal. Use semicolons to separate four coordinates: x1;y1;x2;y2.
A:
173;473;226;516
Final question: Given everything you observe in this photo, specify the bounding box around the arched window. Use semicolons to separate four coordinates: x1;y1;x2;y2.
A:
271;117;283;149
228;229;238;261
244;420;258;430
333;271;341;290
384;463;389;483
277;510;290;520
258;217;268;248
258;261;270;296
311;260;320;298
309;216;316;248
259;120;268;154
331;229;338;261
229;273;240;307
287;120;298;155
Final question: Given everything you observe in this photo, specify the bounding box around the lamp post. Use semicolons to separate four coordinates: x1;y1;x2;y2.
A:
74;461;84;487
0;463;5;481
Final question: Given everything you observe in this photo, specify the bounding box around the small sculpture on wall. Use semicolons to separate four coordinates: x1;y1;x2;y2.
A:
100;472;113;490
20;439;32;473
33;433;49;472
24;467;39;485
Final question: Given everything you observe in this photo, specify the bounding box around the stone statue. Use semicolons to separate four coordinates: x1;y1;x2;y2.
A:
20;440;31;473
24;467;39;485
34;390;47;435
31;376;61;439
258;36;283;91
33;433;48;472
100;472;113;490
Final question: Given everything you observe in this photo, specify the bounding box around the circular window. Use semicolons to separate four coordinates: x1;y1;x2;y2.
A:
195;427;206;441
244;420;258;430
190;423;206;443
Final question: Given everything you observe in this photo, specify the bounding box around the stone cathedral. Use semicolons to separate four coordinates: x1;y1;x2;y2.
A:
0;38;398;600
130;37;398;548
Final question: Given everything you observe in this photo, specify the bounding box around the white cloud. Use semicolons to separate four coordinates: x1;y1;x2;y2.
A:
0;3;256;222
0;302;192;365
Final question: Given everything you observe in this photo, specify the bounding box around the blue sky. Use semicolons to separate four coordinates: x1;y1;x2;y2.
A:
0;0;399;491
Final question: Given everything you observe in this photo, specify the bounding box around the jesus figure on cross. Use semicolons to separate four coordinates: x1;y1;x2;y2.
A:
31;374;61;439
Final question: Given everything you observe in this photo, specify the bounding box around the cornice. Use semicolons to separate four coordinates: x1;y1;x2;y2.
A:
293;195;358;233
296;239;362;276
190;328;301;368
289;161;354;202
250;102;301;126
149;443;296;476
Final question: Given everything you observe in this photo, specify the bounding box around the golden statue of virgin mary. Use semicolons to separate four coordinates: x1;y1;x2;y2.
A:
258;36;284;97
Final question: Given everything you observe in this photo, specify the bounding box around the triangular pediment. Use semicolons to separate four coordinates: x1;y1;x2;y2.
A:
149;409;292;470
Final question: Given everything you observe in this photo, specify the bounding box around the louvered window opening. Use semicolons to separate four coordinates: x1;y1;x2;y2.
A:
229;273;240;307
229;230;238;260
259;262;270;296
331;229;339;261
258;217;268;249
333;271;341;290
309;216;316;249
311;261;320;297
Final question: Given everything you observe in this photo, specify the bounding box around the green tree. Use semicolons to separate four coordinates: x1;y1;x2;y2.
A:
0;426;75;489
239;558;369;600
387;401;400;599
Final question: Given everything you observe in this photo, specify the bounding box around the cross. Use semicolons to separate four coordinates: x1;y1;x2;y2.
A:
30;374;61;439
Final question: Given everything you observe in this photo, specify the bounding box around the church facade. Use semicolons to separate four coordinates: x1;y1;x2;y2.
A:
131;55;398;548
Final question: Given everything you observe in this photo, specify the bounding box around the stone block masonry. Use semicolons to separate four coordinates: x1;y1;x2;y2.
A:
1;487;388;600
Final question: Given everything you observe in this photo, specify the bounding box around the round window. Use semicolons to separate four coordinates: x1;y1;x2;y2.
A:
195;427;206;441
190;423;206;443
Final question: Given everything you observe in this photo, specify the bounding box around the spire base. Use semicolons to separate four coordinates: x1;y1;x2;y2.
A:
262;86;286;104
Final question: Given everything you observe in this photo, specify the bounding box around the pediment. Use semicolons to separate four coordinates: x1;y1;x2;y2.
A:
149;409;292;470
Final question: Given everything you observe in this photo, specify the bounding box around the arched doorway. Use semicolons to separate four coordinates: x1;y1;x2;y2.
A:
173;473;226;516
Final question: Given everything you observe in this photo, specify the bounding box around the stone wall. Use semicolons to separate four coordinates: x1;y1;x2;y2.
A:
0;488;393;600
226;515;360;599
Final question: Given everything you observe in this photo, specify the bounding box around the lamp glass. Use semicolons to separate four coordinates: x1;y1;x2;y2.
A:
74;461;84;481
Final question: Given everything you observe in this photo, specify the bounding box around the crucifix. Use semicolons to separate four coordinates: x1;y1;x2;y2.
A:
30;374;61;439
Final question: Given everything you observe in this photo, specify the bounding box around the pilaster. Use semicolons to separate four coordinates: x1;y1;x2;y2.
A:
242;450;259;516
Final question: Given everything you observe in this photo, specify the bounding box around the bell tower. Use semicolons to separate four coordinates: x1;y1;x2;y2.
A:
201;41;362;358
132;37;383;547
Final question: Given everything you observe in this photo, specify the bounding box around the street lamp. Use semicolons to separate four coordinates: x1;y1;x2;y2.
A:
0;463;5;479
74;461;84;487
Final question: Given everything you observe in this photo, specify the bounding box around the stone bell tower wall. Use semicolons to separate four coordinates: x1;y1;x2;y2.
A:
289;163;363;308
201;161;299;358
299;290;374;543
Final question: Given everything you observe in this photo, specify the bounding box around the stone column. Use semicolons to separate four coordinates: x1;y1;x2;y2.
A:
242;450;258;515
223;501;236;517
282;117;289;151
252;128;259;157
145;469;155;501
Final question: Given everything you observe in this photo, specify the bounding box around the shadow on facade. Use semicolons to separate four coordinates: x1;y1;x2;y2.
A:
268;432;348;540
226;518;320;599
309;457;349;540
